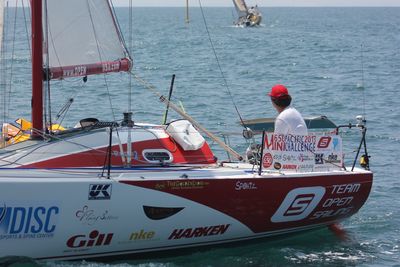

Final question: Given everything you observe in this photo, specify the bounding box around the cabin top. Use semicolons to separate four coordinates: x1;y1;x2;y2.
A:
241;116;337;132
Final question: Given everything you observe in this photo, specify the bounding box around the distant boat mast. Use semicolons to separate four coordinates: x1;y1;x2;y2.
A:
185;0;190;23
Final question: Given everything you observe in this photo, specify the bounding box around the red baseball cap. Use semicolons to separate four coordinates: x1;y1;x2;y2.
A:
268;84;289;98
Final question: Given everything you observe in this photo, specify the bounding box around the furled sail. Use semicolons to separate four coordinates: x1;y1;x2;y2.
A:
43;0;131;80
232;0;248;18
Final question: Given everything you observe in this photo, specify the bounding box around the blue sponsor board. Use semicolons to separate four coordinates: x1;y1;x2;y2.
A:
0;204;59;240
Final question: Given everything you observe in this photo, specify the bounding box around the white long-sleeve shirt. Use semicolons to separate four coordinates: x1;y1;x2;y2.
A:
274;106;308;135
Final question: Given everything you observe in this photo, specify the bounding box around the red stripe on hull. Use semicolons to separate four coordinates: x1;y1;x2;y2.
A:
20;138;216;168
121;173;373;233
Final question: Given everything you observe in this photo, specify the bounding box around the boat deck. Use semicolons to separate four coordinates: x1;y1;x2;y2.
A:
0;163;372;182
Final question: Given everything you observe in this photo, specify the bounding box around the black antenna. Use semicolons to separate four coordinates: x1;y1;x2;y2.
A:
162;74;175;124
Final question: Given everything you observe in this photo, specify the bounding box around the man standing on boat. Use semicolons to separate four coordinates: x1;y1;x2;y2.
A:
268;84;308;135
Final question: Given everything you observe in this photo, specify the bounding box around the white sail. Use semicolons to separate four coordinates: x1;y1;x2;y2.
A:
232;0;248;17
43;0;131;80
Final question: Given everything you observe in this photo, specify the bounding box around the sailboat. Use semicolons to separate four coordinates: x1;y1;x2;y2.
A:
232;0;262;27
0;0;372;261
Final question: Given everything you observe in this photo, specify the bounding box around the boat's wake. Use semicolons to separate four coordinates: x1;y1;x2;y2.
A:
0;256;41;267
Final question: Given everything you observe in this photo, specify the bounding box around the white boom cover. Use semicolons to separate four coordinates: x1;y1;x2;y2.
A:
232;0;248;17
43;0;129;78
166;120;205;151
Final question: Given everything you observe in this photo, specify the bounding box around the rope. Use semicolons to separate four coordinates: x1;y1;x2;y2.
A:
360;44;366;121
130;71;243;161
21;0;31;58
198;0;246;128
128;0;133;113
86;1;127;166
86;1;116;123
5;1;19;122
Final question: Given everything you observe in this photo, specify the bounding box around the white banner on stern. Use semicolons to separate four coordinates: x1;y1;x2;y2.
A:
261;132;343;173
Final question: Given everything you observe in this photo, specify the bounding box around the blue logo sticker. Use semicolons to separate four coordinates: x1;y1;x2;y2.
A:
0;204;59;239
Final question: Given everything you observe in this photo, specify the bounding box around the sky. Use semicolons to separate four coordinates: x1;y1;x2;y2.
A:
112;0;400;7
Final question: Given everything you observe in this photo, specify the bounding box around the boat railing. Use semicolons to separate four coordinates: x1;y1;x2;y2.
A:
216;115;370;173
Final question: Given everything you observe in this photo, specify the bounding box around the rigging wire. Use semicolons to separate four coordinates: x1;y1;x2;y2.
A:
360;44;366;121
21;0;31;58
5;0;19;123
1;1;9;131
86;0;127;166
43;0;75;127
43;0;52;133
45;0;70;126
128;0;133;113
197;0;246;128
129;71;244;161
109;0;133;61
86;1;116;122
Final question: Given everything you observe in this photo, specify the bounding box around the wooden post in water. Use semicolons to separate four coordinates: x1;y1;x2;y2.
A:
185;0;190;23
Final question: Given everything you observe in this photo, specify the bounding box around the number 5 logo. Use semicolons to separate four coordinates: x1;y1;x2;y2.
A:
271;187;325;223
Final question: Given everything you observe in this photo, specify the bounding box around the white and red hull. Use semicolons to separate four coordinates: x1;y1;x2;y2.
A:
0;165;372;260
0;0;372;261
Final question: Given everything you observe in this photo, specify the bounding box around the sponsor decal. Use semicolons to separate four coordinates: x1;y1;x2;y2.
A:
327;153;341;163
102;62;120;72
271;187;325;223
262;153;273;168
63;66;87;77
66;230;113;248
159;180;210;190
75;205;118;226
274;162;282;170
298;153;313;162
322;196;353;208
235;181;257;190
332;137;340;151
168;224;230;240
88;184;112;200
265;134;317;152
272;183;362;223
317;136;331;149
315;153;324;164
119;229;158;245
310;183;360;219
130;229;155;241
331;183;360;194
297;164;314;171
154;183;166;190
261;132;343;172
310;206;353;219
0;204;59;240
282;164;297;170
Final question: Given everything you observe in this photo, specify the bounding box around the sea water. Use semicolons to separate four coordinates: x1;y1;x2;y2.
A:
0;7;399;267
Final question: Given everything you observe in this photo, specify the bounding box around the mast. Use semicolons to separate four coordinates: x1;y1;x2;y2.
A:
31;0;43;139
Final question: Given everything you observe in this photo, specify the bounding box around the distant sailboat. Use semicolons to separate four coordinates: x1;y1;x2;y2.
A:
232;0;262;27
